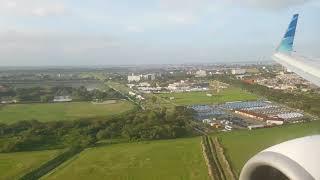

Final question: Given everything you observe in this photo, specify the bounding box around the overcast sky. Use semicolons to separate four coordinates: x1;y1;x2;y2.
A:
0;0;319;66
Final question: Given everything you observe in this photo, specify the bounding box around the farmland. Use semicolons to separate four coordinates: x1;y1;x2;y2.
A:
0;150;61;180
218;120;320;175
0;101;134;124
43;137;209;180
158;88;258;105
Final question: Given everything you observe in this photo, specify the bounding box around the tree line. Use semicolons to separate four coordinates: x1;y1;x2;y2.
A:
0;86;124;102
0;106;198;153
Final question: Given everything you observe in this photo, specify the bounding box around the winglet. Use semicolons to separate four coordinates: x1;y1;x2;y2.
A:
277;14;299;53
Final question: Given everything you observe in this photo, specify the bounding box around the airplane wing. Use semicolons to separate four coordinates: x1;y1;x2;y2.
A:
272;14;320;87
240;15;320;180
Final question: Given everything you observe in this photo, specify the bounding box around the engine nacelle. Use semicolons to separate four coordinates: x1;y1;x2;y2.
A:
240;135;320;180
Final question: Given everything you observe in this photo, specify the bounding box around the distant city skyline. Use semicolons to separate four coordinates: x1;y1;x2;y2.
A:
0;0;319;66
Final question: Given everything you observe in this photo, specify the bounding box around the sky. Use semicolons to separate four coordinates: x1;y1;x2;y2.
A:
0;0;319;66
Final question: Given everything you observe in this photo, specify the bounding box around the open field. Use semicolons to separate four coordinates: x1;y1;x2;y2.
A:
0;150;61;180
0;101;134;124
43;137;209;180
106;81;132;94
218;120;320;175
158;88;258;105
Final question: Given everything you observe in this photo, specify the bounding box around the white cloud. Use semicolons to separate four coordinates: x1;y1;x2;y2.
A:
157;0;214;25
0;31;123;65
233;0;312;9
159;0;314;11
0;0;69;17
126;26;144;33
166;14;197;24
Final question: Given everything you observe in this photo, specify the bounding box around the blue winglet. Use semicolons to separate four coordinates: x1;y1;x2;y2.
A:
277;14;299;53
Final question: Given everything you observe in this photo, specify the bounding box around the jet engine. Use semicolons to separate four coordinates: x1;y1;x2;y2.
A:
239;135;320;180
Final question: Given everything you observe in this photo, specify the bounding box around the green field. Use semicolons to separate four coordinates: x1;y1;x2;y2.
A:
158;88;258;105
218;120;320;175
43;137;209;180
106;81;131;94
0;150;61;180
0;101;134;124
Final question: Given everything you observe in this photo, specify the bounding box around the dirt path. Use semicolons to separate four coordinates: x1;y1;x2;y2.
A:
212;137;237;180
201;135;236;180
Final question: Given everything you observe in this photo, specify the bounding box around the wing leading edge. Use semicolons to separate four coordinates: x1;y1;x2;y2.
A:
272;14;320;87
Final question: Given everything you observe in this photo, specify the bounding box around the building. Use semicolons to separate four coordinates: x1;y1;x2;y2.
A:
1;98;18;104
195;70;207;77
167;81;190;92
128;74;141;82
231;69;246;75
242;79;255;84
129;91;136;96
248;124;265;130
142;74;156;81
53;96;72;102
235;110;266;121
138;82;151;87
266;119;284;126
136;95;145;100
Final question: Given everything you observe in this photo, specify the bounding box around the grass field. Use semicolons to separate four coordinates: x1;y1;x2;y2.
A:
43;137;209;180
106;81;132;94
0;101;134;124
218;120;320;175
0;150;61;180
158;88;258;105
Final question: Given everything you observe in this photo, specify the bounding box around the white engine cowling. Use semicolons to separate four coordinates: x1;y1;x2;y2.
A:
240;135;320;180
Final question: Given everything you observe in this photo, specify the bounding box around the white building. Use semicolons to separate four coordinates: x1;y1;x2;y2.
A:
136;95;145;100
167;82;190;92
231;69;246;75
53;96;72;102
128;74;141;82
138;82;151;87
267;120;284;126
142;74;156;81
129;91;136;96
195;70;207;77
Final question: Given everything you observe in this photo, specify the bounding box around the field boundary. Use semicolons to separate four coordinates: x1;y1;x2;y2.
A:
202;136;226;180
201;135;238;180
20;147;83;180
213;137;237;180
201;136;215;180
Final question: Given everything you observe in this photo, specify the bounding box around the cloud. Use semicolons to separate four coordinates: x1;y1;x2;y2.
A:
159;0;313;11
0;0;69;17
0;31;124;65
126;26;144;33
225;0;313;9
165;14;196;25
157;0;214;25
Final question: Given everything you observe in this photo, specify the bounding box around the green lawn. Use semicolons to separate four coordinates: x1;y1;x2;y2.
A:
0;150;61;180
218;120;320;175
43;137;209;180
0;101;134;124
158;88;258;105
